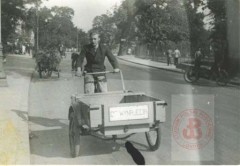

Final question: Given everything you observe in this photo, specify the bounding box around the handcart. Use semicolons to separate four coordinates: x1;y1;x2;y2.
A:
68;71;167;157
36;50;61;78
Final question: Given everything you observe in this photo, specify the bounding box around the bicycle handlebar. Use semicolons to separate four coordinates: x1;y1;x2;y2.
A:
83;71;116;75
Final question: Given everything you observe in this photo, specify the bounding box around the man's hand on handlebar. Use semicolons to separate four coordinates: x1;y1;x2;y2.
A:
113;68;120;73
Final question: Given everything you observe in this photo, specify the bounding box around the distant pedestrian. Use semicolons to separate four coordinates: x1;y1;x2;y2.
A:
22;45;26;54
166;49;172;66
3;55;6;63
26;44;31;55
194;48;203;70
127;48;132;55
59;44;66;58
174;48;181;66
71;51;79;71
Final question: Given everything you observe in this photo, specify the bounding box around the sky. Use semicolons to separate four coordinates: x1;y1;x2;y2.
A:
42;0;123;32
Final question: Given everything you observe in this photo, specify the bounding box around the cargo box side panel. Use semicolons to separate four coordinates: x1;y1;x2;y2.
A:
155;101;166;122
78;102;90;126
89;105;102;128
104;124;149;136
123;95;158;103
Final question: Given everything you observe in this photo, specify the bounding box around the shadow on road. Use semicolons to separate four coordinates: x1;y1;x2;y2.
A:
11;109;28;121
30;70;75;83
28;115;152;158
28;116;72;158
5;69;33;79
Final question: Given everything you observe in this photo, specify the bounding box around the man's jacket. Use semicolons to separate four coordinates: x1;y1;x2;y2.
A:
77;44;119;72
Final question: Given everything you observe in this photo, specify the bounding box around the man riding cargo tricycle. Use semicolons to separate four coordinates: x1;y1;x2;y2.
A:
68;32;167;157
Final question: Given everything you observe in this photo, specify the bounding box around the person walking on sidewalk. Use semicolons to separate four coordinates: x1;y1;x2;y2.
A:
166;49;172;66
194;48;203;70
76;32;120;94
174;48;181;66
59;44;66;58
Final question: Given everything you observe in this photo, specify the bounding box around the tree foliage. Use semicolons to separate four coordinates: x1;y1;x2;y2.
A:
136;0;189;45
183;0;209;56
25;4;87;51
206;0;227;62
2;0;25;48
92;14;118;46
2;0;87;53
38;6;76;49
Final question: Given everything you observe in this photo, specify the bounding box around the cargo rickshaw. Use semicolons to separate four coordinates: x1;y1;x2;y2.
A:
68;70;167;157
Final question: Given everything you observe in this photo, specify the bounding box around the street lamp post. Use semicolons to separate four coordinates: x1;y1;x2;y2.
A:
36;1;39;54
0;0;8;86
77;29;79;52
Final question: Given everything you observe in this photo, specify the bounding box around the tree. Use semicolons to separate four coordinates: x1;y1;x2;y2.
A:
77;29;88;50
136;0;189;56
206;0;227;64
183;0;208;57
1;0;25;52
114;0;191;57
32;6;83;50
116;0;137;55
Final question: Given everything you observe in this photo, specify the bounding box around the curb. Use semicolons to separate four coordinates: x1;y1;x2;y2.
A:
117;56;240;86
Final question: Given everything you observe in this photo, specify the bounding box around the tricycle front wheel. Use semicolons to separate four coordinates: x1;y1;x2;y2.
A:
145;125;161;151
69;112;80;157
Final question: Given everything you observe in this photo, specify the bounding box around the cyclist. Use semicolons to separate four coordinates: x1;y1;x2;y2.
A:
76;32;120;93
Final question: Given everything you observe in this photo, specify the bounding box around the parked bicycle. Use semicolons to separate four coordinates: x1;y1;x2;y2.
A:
184;64;229;86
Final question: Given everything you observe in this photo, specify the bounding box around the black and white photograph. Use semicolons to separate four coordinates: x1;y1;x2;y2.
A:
0;0;239;165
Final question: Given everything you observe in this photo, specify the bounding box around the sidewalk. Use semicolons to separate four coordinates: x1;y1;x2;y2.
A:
8;53;33;59
0;54;33;164
117;55;240;86
117;55;183;73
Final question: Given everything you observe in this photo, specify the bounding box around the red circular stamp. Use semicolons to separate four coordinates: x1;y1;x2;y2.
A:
172;109;213;150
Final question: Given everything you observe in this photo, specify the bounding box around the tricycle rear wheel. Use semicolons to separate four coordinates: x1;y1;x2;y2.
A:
145;125;161;151
69;112;80;157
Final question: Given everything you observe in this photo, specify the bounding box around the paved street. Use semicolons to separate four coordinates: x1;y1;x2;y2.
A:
28;53;239;164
